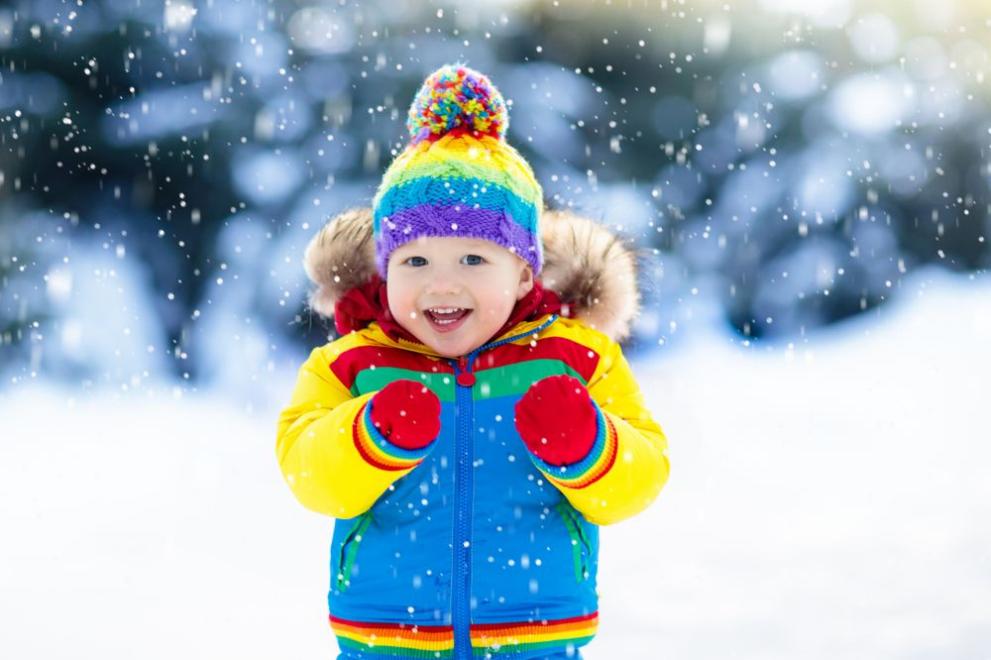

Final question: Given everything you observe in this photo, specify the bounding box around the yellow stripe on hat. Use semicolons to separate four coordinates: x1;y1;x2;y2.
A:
375;135;541;208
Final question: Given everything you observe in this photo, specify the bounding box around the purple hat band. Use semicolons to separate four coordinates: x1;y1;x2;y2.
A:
375;205;541;278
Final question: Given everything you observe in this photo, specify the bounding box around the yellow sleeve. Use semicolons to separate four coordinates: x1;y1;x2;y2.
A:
275;344;433;519
535;333;670;525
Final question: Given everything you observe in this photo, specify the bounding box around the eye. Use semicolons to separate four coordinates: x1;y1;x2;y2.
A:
461;254;485;265
404;256;428;267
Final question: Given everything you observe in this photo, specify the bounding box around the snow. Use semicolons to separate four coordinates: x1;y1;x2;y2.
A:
591;267;991;659
2;267;988;659
828;70;913;136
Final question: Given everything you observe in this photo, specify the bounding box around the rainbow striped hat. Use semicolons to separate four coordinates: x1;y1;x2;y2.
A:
371;63;543;278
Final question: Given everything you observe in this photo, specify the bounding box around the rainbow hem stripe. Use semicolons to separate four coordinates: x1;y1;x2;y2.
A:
331;615;453;658
530;402;618;490
470;612;598;655
329;612;598;657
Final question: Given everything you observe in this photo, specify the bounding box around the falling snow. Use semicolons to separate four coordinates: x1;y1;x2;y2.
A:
1;1;990;658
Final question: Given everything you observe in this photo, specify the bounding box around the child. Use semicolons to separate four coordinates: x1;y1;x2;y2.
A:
276;64;670;660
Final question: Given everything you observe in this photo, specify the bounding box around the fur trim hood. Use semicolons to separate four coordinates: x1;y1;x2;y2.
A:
303;208;642;342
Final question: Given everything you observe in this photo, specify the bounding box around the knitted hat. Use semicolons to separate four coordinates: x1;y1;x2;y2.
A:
371;63;543;278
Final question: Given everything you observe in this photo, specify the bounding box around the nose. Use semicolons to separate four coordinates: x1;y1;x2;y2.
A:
423;263;463;295
425;274;462;296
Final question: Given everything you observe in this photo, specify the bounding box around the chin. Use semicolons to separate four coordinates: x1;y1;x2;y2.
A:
413;329;478;358
424;337;473;359
405;317;481;358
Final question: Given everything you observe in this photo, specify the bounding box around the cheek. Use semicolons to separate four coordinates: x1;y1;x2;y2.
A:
386;282;416;318
479;289;517;317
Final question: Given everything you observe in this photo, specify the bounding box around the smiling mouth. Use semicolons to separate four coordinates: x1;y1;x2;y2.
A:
424;307;472;330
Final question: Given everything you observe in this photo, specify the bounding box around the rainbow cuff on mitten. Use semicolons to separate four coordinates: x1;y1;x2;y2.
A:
527;400;618;489
352;400;434;472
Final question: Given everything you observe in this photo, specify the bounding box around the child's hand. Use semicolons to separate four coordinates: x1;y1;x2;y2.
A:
369;380;442;450
514;375;598;466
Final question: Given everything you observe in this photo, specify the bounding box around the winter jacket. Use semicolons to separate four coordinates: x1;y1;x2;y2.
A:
276;208;670;659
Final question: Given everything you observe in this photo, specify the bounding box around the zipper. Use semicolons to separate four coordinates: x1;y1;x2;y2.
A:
449;314;558;659
336;510;373;591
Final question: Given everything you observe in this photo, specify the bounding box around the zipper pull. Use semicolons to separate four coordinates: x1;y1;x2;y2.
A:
455;355;475;387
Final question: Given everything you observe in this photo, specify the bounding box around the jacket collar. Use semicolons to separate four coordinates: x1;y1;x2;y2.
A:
333;275;566;358
364;313;560;359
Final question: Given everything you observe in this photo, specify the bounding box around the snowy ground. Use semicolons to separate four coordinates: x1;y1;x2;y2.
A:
2;267;988;659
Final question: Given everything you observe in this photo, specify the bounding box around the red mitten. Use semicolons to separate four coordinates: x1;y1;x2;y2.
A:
369;379;441;450
514;375;598;466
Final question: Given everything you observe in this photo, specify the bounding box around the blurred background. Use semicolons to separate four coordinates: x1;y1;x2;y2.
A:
1;0;988;658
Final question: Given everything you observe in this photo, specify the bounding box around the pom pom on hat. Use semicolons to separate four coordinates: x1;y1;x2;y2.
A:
405;63;508;145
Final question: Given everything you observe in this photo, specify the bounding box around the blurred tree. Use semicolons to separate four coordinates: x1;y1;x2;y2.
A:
1;0;988;385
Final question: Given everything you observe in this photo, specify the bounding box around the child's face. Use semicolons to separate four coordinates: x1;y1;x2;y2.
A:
386;236;534;358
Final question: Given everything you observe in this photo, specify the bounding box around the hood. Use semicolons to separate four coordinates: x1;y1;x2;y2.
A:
302;207;643;342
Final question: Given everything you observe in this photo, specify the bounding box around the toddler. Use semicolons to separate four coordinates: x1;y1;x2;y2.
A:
277;64;670;660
